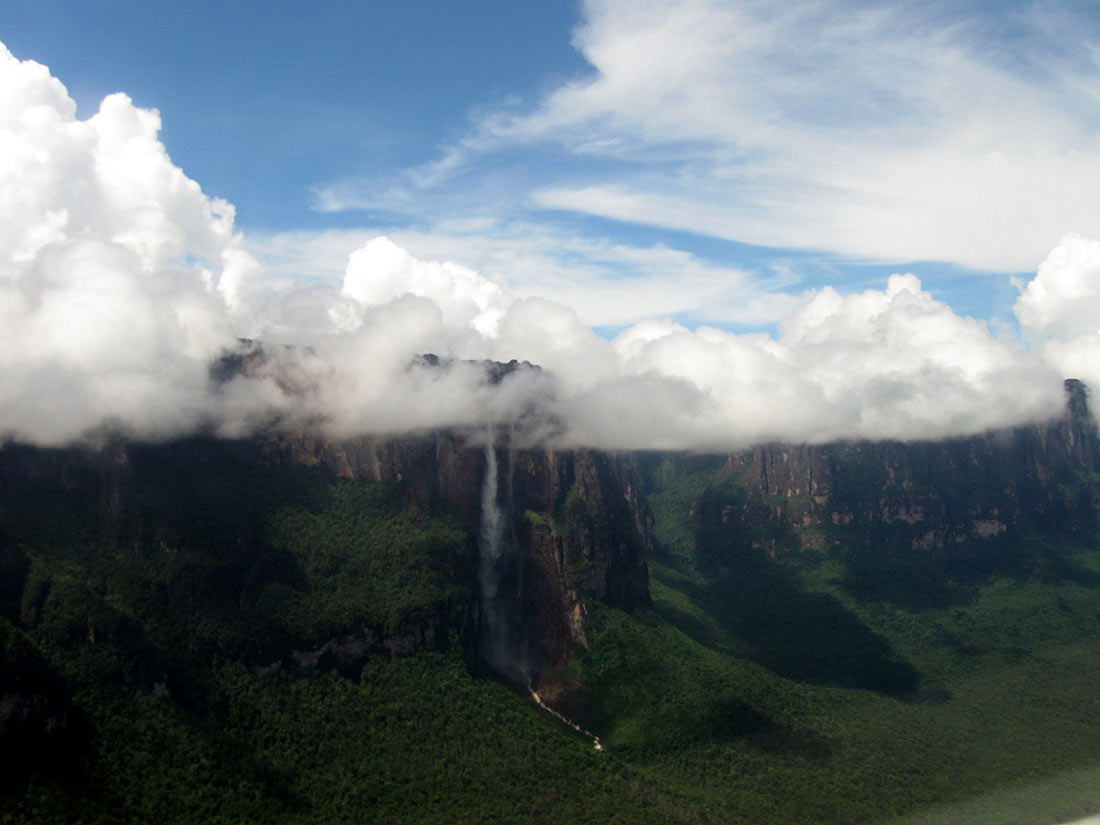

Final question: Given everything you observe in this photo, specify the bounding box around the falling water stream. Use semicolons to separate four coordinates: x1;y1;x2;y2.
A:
527;681;604;751
478;427;603;751
478;427;527;680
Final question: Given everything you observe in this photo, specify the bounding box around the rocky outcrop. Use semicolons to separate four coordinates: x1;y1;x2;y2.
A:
511;449;651;675
248;618;447;679
259;430;484;516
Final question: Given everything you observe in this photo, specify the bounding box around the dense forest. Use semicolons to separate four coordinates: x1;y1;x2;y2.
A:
3;434;1100;824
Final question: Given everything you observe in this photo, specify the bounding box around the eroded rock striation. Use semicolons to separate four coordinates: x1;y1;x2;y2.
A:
634;379;1100;558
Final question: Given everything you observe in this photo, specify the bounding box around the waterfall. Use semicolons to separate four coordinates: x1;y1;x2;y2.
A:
477;428;604;752
478;427;527;680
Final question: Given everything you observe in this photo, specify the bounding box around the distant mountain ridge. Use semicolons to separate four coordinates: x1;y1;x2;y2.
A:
636;378;1100;557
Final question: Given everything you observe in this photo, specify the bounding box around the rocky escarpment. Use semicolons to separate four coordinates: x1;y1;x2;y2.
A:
637;379;1100;558
0;426;653;702
263;431;653;681
209;345;647;679
3;375;1096;721
259;430;484;515
0;438;477;687
511;448;651;674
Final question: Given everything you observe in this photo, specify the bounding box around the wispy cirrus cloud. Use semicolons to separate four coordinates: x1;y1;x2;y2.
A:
315;0;1100;275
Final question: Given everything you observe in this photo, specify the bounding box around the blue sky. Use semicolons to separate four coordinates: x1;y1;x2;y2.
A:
5;0;1100;334
3;0;586;226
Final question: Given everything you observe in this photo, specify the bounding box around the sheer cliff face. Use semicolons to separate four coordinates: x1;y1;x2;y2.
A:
642;379;1100;557
259;432;485;515
511;449;651;674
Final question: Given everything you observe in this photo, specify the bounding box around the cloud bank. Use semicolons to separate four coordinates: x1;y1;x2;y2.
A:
0;41;1092;450
0;43;257;444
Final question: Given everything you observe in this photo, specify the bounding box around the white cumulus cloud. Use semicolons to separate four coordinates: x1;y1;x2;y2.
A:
0;39;1090;451
1016;234;1100;399
342;236;506;336
0;42;257;444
